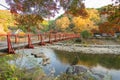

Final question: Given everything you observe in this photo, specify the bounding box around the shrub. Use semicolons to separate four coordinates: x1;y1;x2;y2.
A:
81;30;92;39
0;54;45;80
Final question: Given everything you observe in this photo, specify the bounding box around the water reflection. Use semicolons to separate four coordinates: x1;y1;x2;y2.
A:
54;50;120;80
54;50;120;69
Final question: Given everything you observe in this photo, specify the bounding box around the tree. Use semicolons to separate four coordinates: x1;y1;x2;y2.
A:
81;30;92;39
71;8;100;33
5;0;89;33
48;20;56;31
54;8;100;33
15;14;43;33
99;22;115;36
72;16;98;33
56;16;70;31
108;6;120;32
40;20;49;32
0;10;15;32
87;8;100;24
98;4;120;34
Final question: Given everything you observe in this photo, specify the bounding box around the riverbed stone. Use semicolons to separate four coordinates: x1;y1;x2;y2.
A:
47;44;120;54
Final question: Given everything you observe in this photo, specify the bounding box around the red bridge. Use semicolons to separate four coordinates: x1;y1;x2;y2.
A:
0;33;80;54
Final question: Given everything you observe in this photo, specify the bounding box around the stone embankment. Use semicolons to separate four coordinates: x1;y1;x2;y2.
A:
45;43;120;54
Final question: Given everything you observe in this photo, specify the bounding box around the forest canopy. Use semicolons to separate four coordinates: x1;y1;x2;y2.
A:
0;0;119;35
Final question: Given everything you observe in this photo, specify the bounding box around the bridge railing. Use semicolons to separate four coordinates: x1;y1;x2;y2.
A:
0;33;80;54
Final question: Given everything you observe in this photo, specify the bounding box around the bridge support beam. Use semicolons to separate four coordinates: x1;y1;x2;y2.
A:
38;34;40;40
54;34;58;42
15;35;18;43
39;34;45;45
49;33;52;44
59;34;61;41
61;34;64;40
26;34;34;48
7;34;15;54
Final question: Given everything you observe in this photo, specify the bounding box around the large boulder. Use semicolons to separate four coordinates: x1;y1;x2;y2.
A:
66;65;112;80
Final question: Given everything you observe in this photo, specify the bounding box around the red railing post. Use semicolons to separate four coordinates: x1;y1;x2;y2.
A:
38;34;40;40
67;34;70;39
66;34;68;40
7;34;15;54
62;34;64;40
59;34;61;41
27;34;34;48
15;35;18;43
70;34;72;39
39;34;45;45
64;33;66;40
60;34;63;40
49;33;52;44
63;34;65;40
61;34;63;40
54;34;57;42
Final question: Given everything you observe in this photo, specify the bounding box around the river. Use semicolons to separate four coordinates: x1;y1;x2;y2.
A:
14;47;120;80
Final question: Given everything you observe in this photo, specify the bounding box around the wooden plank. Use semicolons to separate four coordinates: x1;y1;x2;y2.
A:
0;38;53;51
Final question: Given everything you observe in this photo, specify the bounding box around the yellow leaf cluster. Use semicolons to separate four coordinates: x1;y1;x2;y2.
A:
72;9;100;33
42;20;49;26
56;16;70;31
72;16;98;33
0;10;15;32
87;9;100;22
10;64;16;72
0;24;6;34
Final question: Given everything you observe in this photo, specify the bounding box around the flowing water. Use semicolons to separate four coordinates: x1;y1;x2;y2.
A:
14;47;120;80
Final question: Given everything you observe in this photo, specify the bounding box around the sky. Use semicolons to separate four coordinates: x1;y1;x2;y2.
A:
0;0;113;10
0;0;9;10
84;0;113;8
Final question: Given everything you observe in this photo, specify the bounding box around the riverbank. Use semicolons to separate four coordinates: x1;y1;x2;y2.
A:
43;43;120;54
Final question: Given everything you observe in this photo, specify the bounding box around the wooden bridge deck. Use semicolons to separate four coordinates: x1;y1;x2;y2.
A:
0;38;55;50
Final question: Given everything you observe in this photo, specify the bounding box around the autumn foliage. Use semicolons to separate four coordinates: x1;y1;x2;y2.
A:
15;14;43;32
1;0;119;35
98;4;120;35
0;10;15;32
72;9;100;33
99;22;115;35
56;16;70;31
